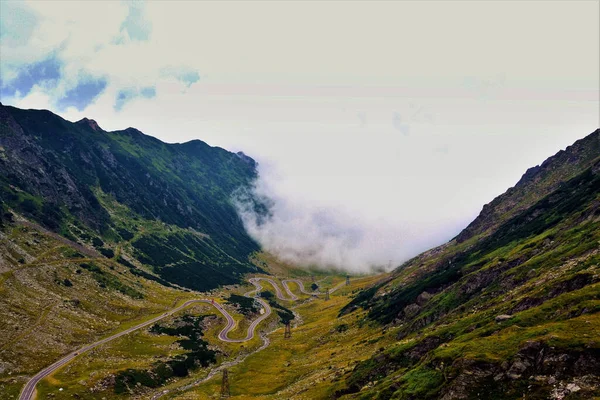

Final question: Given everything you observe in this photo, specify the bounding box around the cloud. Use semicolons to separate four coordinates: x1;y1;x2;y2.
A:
233;157;463;273
114;85;156;111
0;1;38;48
1;1;598;272
140;86;156;98
161;66;200;88
56;77;108;111
392;112;410;136
119;1;152;42
0;1;182;111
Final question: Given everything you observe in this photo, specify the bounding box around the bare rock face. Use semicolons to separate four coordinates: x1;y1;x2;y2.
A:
440;359;497;400
507;359;530;379
403;303;421;317
495;314;513;323
415;291;432;305
438;342;600;399
76;117;103;132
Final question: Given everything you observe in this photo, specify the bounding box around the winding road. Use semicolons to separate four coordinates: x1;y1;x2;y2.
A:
18;276;347;400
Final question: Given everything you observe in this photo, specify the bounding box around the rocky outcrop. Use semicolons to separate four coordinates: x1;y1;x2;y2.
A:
440;342;600;399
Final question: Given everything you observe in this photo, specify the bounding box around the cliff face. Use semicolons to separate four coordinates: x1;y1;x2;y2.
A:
0;103;262;291
337;130;600;399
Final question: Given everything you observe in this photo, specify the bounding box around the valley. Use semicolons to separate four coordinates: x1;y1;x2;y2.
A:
12;254;379;400
1;103;598;399
19;276;341;399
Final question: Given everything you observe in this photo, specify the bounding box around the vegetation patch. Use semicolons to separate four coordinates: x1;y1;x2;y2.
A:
79;262;143;299
114;315;217;393
226;294;259;315
259;291;294;324
132;232;260;291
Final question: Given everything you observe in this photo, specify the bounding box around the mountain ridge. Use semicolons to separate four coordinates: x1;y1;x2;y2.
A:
1;103;598;399
0;103;262;291
456;129;599;243
335;129;600;399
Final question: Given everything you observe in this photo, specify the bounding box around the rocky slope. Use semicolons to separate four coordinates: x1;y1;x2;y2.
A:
337;129;600;399
0;103;262;291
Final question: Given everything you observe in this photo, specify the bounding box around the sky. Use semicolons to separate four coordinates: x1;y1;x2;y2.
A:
1;1;599;272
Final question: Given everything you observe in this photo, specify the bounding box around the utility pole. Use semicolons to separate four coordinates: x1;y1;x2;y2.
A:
325;288;330;301
221;368;230;398
284;321;291;338
346;275;350;286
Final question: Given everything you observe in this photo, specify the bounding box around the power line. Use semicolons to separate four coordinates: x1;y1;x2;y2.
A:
284;322;291;339
220;368;230;398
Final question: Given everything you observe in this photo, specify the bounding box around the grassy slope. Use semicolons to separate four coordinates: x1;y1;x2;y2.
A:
0;103;261;292
23;256;363;400
167;274;385;400
0;217;200;399
0;209;360;400
331;150;600;398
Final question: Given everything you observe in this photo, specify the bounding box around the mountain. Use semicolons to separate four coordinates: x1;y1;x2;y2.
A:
0;103;262;291
1;103;598;399
457;131;600;243
336;129;600;399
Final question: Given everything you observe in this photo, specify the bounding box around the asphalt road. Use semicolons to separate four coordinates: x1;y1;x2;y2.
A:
283;278;347;296
253;277;344;301
18;276;346;400
18;298;211;400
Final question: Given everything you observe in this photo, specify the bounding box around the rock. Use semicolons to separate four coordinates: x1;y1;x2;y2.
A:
566;383;581;392
440;359;497;400
416;291;433;305
403;303;421;317
495;314;512;323
507;359;530;379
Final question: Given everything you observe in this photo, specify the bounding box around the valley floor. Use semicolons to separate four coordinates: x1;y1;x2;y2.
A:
5;246;386;400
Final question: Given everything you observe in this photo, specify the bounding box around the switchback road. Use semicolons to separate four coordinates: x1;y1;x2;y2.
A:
19;276;346;400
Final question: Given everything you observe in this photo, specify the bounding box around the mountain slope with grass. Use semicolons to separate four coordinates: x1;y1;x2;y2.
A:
0;214;194;399
0;103;262;291
1;103;598;400
336;129;600;399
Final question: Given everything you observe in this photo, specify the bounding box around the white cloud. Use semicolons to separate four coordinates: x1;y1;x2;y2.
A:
1;1;598;271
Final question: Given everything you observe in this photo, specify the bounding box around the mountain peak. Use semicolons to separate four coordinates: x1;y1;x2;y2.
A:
76;117;102;132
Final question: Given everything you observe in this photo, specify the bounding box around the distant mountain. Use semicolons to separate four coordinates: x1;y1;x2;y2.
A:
0;103;262;291
337;129;600;399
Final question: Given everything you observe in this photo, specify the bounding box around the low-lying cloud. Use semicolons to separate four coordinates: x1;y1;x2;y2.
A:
2;0;597;273
234;161;457;274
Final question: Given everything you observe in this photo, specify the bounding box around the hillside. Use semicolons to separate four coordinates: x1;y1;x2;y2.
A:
0;103;262;291
0;212;199;398
1;105;598;400
336;130;600;399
